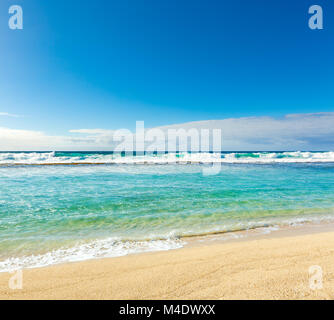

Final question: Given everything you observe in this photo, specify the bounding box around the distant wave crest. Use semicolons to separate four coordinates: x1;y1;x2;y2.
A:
1;151;334;165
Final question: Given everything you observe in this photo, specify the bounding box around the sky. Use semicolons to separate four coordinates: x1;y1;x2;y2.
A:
0;0;333;150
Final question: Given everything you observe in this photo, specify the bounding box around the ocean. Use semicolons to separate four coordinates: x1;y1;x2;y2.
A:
1;151;334;272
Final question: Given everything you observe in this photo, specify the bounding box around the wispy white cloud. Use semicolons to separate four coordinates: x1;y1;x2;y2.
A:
0;112;23;118
158;112;334;150
69;129;114;135
0;112;333;151
0;127;108;151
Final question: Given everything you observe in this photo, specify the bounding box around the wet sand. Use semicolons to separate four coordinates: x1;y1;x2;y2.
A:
1;224;334;299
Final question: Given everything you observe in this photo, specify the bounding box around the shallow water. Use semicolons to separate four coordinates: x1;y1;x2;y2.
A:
1;152;334;271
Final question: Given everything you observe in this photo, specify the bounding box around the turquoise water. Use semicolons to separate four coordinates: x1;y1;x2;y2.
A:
1;152;334;271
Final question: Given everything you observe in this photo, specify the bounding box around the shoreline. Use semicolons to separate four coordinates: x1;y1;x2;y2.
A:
1;221;334;299
185;219;334;245
1;219;334;273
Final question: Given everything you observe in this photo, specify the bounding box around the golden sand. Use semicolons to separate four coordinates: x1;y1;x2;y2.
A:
1;229;334;300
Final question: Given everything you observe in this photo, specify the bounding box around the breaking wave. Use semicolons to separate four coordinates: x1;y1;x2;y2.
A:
0;237;184;272
0;151;334;165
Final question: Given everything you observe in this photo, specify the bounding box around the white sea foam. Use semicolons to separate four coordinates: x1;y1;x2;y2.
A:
1;151;334;165
0;237;184;273
2;214;334;272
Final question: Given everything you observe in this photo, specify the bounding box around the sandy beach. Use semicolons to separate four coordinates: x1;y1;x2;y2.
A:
1;225;334;300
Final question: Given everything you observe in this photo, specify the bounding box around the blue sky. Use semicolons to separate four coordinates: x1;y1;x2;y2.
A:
0;0;333;150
